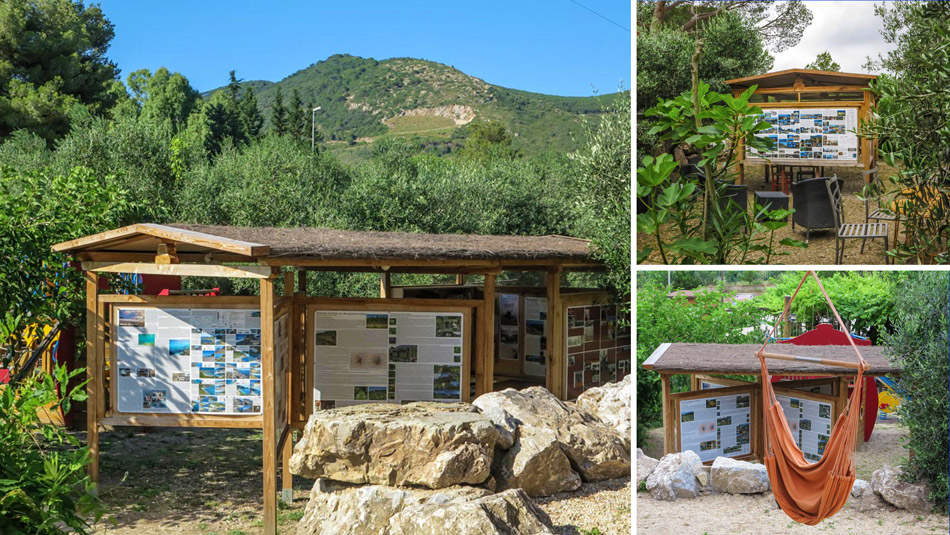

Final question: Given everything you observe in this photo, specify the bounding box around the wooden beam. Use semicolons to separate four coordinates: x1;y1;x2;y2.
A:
260;277;277;535
97;294;259;305
281;273;295;503
85;271;100;491
455;274;465;286
77;251;254;264
155;242;179;264
379;272;391;298
82;261;272;279
661;373;673;455
475;274;497;396
545;268;564;398
52;223;268;257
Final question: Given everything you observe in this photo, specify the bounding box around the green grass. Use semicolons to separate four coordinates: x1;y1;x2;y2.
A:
385;115;456;135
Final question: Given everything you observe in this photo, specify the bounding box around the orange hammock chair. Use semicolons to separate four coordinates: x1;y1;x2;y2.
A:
757;271;868;525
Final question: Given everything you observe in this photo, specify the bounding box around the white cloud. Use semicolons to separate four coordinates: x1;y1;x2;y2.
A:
772;1;897;73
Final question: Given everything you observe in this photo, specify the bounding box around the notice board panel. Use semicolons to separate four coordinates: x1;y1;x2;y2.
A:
674;385;756;463
747;108;859;161
565;304;631;399
773;386;838;462
308;303;471;410
112;306;262;416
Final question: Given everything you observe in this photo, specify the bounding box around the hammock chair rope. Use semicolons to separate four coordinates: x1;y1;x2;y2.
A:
756;270;867;525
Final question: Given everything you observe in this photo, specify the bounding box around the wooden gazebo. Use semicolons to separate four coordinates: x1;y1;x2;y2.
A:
51;223;630;534
642;342;899;464
726;69;878;184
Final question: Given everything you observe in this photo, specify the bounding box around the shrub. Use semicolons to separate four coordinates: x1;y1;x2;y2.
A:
883;272;949;509
0;365;102;533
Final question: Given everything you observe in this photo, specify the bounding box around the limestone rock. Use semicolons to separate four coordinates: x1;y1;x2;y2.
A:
871;465;932;512
710;457;770;494
388;489;555;535
473;387;630;483
493;427;581;497
290;402;498;489
297;479;491;535
636;448;659;485
574;375;632;439
851;478;870;498
645;451;703;500
695;464;711;488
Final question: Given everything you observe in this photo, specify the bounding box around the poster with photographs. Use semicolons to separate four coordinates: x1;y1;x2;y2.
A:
113;307;262;415
679;391;753;463
776;393;834;462
312;309;464;409
746;108;859;161
497;294;520;361
523;296;547;377
565;304;631;399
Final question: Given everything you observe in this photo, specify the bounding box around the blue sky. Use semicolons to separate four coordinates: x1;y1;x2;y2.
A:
96;1;631;96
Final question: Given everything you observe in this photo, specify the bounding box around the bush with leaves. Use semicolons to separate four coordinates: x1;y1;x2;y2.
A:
636;280;772;446
638;83;805;264
0;364;102;534
883;271;949;510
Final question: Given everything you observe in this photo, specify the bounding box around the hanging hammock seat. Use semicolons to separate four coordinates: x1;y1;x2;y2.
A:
757;271;868;525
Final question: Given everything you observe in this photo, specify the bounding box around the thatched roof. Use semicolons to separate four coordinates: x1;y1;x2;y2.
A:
52;224;599;268
643;343;899;376
725;68;876;90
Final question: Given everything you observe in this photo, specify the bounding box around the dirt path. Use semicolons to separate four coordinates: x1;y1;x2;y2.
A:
637;422;948;534
85;428;629;534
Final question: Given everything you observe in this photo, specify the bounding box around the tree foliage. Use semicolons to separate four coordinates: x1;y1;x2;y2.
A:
883;272;949;510
805;51;840;72
127;67;201;132
0;0;119;140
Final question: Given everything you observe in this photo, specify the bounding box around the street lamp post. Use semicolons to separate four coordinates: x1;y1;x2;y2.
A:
311;106;322;151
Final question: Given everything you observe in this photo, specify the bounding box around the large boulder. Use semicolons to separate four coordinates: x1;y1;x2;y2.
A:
710;457;770;494
636;448;659;485
492;427;581;496
871;465;932;512
644;451;703;500
473;387;630;486
575;375;631;438
290;402;498;489
388;489;555;535
297;479;492;535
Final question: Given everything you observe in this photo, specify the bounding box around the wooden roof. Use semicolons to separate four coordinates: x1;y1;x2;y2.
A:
726;69;876;90
643;343;899;377
51;223;600;269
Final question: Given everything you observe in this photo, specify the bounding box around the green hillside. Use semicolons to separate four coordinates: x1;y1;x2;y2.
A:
207;54;623;156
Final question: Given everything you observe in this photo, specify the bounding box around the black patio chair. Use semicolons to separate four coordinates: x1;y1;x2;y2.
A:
826;176;890;264
790;177;836;242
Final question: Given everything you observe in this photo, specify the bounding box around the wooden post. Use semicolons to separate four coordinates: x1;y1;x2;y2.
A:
85;271;100;491
474;273;497;396
455;274;465;286
838;376;850;425
782;295;791;338
379;272;391;298
260;275;277;535
281;272;294;504
661;373;673;455
545;268;564;398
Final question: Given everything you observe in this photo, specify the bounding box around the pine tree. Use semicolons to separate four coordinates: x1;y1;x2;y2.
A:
271;86;287;136
288;88;305;142
240;86;264;138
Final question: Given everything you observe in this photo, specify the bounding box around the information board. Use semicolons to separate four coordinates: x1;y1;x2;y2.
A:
775;389;835;462
565;304;632;399
677;388;753;462
312;310;464;409
523;296;547;377
747;108;859;161
114;306;262;415
498;294;520;361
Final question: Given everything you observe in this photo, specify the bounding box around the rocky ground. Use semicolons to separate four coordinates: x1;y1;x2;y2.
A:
636;422;948;534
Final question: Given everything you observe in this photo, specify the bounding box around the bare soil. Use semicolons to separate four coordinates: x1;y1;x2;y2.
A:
85;428;630;534
637;422;948;534
638;164;902;265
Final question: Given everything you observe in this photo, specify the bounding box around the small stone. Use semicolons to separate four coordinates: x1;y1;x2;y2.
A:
710;457;770;494
851;478;869;497
645;451;703;500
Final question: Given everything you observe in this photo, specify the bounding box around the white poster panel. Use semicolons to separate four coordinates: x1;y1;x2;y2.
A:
747;108;859;161
114;307;262;415
523;296;547;377
313;310;463;409
679;392;752;463
776;394;834;462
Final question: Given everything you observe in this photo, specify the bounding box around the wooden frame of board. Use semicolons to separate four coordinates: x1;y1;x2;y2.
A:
302;298;475;419
673;384;760;465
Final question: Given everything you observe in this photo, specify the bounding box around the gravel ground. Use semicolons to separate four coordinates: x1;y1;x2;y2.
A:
84;427;631;535
638;164;901;265
637;422;949;534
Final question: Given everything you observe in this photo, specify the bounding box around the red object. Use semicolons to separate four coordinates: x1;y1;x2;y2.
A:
142;275;181;295
775;323;878;442
0;368;9;384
